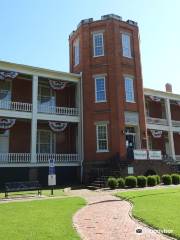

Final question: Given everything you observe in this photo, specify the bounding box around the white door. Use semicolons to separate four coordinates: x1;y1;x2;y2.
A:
0;130;9;153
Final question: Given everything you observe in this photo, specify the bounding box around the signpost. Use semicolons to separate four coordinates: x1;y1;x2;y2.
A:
48;159;56;195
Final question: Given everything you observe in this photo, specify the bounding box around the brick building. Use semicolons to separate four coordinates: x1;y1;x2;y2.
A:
0;14;180;186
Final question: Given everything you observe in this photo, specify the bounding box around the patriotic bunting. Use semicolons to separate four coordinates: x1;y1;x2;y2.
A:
0;71;18;80
0;118;16;129
49;121;68;132
49;79;67;90
149;96;161;102
150;130;162;138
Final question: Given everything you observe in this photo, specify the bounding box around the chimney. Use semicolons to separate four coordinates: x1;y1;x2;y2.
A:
165;83;172;93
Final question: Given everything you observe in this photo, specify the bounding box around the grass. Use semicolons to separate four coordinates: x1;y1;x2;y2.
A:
0;197;85;240
116;186;180;239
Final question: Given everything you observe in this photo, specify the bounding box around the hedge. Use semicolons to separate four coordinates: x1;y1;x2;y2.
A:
162;174;172;185
117;178;125;188
147;175;157;186
137;176;147;188
125;176;137;188
107;177;117;189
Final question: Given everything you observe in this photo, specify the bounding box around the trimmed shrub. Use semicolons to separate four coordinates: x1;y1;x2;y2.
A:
137;176;147;188
162;174;172;185
154;175;161;184
117;178;125;188
171;174;180;185
125;176;137;188
147;175;157;187
107;177;117;189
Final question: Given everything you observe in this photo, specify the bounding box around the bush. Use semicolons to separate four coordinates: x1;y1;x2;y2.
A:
125;176;137;188
147;176;157;186
171;174;180;185
137;176;147;188
154;175;161;184
107;177;117;189
162;174;172;185
117;178;125;188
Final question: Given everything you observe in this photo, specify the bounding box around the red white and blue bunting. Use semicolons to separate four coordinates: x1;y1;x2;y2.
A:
49;121;68;132
49;79;67;90
0;118;16;129
150;130;162;138
149;96;161;102
0;71;18;81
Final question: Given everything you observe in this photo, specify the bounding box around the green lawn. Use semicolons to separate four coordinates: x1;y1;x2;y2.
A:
0;197;85;240
117;187;180;239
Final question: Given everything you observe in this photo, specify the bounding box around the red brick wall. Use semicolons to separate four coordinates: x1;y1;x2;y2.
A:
56;85;76;108
69;18;147;163
9;120;31;152
12;78;32;103
174;133;180;155
170;104;180;121
9;121;77;153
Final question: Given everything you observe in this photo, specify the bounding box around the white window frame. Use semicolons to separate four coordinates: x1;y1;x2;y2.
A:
95;76;107;103
124;76;135;103
0;80;12;109
122;32;132;58
0;130;9;153
96;123;109;153
93;32;104;57
38;83;56;113
37;129;56;153
74;38;80;66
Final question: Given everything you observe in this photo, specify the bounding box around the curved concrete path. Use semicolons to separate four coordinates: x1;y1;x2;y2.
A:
71;189;171;240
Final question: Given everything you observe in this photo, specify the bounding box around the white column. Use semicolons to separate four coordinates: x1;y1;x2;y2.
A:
77;75;84;183
165;98;176;160
31;75;38;163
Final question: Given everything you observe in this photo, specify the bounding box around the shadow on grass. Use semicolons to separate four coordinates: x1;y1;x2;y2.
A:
118;189;180;201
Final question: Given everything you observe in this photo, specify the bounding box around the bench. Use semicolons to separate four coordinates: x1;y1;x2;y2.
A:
5;181;42;198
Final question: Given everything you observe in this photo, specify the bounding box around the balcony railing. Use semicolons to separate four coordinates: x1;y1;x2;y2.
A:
146;117;168;126
172;120;180;127
38;105;79;116
0;100;79;116
0;153;31;163
36;153;80;163
0;153;80;164
0;100;32;112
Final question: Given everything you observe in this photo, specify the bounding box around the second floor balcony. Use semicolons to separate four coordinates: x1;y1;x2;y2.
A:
0;74;80;119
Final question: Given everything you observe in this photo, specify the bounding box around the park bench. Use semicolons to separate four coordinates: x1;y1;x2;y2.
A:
5;181;42;198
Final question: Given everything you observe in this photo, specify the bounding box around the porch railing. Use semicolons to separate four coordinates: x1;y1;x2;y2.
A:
0;153;80;164
0;153;31;163
0;100;32;112
38;105;79;116
36;153;80;163
146;117;168;126
172;120;180;127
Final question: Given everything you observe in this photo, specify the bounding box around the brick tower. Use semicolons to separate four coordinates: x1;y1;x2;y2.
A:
69;14;147;176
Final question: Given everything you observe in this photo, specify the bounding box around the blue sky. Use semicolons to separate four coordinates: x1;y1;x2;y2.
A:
0;0;180;93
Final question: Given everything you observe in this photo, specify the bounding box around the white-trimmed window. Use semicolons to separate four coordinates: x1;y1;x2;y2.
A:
122;33;132;58
96;123;108;152
0;130;9;153
125;76;135;102
95;76;106;102
37;130;55;153
74;38;80;66
38;84;56;113
93;32;104;57
0;81;11;109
